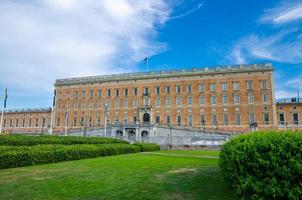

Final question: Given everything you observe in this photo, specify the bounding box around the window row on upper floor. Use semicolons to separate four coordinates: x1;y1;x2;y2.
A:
57;80;269;99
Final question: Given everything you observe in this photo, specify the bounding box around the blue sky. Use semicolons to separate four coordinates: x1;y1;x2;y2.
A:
0;0;302;109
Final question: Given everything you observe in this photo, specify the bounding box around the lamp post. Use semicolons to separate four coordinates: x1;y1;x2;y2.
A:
169;125;172;149
202;120;206;144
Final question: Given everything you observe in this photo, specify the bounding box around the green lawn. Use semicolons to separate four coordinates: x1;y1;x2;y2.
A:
0;150;237;200
157;149;220;157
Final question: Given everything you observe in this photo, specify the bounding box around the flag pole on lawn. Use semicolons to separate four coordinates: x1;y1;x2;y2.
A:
49;89;56;135
0;88;8;134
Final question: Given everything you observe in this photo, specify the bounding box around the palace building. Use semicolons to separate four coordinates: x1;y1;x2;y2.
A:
1;63;301;138
53;63;277;133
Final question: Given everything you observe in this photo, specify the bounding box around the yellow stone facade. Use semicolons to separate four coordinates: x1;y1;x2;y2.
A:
53;63;277;133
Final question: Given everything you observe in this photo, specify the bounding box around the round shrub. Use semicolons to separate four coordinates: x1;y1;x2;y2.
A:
219;131;302;200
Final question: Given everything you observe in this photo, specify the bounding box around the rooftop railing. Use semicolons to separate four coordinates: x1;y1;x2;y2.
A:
276;98;302;104
55;63;273;86
1;107;52;113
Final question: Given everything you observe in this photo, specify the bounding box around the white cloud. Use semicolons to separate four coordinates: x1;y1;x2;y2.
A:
229;29;302;64
170;3;203;20
0;0;171;98
260;1;302;25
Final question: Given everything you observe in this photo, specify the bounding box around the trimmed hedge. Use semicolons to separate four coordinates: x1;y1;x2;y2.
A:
0;144;140;169
134;143;160;152
0;135;128;146
219;131;302;200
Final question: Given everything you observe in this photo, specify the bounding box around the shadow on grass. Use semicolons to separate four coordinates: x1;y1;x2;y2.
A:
159;166;239;200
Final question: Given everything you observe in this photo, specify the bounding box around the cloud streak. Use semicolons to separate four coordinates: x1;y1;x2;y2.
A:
170;3;203;20
260;1;302;25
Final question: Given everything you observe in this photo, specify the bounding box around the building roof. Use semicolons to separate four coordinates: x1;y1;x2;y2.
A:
55;63;273;86
276;98;302;105
2;108;52;114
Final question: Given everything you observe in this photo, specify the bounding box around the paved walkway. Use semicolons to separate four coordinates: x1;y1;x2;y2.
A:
141;152;219;159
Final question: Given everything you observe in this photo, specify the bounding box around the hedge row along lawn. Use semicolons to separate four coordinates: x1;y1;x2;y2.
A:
0;134;161;169
0;134;128;146
220;131;302;200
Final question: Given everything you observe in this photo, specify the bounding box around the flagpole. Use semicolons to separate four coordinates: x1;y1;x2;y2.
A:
0;107;4;134
0;88;7;134
65;105;69;136
49;89;56;135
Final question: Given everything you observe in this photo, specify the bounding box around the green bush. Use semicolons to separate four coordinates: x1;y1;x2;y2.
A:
0;135;128;146
134;143;160;152
0;143;140;169
219;131;302;200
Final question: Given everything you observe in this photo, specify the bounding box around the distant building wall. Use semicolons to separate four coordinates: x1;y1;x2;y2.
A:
276;99;302;130
1;108;52;134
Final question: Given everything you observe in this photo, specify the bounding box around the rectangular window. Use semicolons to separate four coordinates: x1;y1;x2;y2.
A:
279;113;285;125
176;85;181;93
156;116;160;124
166;115;171;125
124;99;128;108
81;102;86;109
166;96;171;106
156;98;161;107
249;113;256;123
90;90;94;98
187;96;193;105
235;113;241;125
263;113;269;125
66;92;70;99
166;86;171;94
143;97;149;106
187;84;192;93
293;113;299;125
143;87;149;95
74;101;78;110
106;100;111;108
89;101;94;109
115;89;119;96
211;95;217;105
177;116;181;126
199;96;205;105
261;80;268;89
133;99;138;108
114;99;119;108
29;119;32;127
134;88;138;96
234;94;240;104
247;80;253;90
223;114;228;125
233;82;240;91
248;93;254;104
221;82;228;91
98;100;102;108
97;117;101;126
82;91;86;98
124;88;128;96
22;119;25;127
74;91;78;99
42;118;46;127
212;114;217;125
188;115;193;126
73;117;77;127
56;118;60;127
16;119;19;127
200;114;205;126
98;90;102;97
222;95;228;104
262;93;268;103
107;89;111;97
199;84;205;93
176;96;182;106
210;83;216;92
156;86;160;94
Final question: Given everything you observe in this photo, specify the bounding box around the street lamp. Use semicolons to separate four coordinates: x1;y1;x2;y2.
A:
169;125;172;149
104;102;109;138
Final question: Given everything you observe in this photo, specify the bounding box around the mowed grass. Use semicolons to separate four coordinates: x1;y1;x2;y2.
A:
157;149;220;157
0;150;238;200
